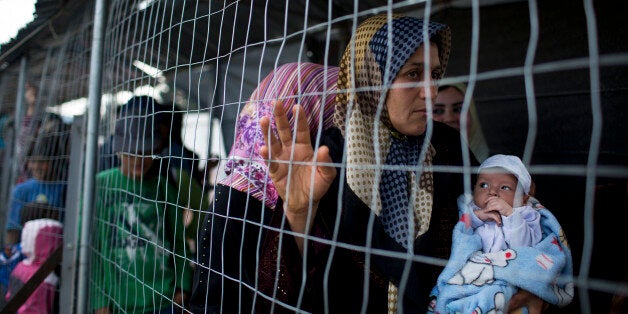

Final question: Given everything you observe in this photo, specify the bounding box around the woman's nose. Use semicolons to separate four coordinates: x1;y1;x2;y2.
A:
420;81;438;99
442;110;456;122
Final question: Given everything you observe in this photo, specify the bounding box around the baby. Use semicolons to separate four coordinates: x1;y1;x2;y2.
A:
429;154;574;313
468;154;541;252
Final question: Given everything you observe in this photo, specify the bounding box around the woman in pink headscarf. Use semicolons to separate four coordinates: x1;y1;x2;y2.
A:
190;62;339;313
216;62;339;210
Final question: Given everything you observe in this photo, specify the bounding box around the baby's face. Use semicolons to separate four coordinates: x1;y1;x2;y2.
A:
473;170;521;208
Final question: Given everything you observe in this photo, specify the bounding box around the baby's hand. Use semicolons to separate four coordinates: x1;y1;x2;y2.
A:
484;196;513;217
474;196;514;225
474;207;502;225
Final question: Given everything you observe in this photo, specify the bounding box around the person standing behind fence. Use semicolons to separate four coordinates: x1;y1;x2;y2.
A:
14;82;44;184
5;218;63;314
5;136;67;243
90;104;193;314
433;83;489;162
98;96;155;172
189;62;339;313
193;14;476;312
1;135;67;299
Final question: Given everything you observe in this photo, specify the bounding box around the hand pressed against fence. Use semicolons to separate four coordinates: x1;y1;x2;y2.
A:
260;103;336;248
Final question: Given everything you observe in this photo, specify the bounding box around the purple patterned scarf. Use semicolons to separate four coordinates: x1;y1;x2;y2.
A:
219;62;339;209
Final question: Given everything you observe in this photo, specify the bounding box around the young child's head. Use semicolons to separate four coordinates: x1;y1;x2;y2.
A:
20;218;63;264
26;137;58;181
474;154;531;208
113;97;164;180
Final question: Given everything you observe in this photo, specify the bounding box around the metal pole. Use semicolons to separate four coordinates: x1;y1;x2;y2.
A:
77;0;106;312
12;56;27;180
59;116;85;314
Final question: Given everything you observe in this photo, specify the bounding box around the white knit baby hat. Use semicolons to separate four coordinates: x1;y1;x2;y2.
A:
478;154;531;194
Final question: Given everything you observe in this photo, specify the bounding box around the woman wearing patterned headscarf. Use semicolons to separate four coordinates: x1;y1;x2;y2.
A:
256;14;478;313
217;62;339;209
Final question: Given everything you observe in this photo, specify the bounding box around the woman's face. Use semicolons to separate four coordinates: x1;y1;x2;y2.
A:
385;43;441;136
434;86;470;132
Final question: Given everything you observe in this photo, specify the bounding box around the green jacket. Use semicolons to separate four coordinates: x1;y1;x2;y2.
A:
91;168;193;313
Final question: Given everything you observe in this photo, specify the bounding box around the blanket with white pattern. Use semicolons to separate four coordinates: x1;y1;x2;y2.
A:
428;198;574;314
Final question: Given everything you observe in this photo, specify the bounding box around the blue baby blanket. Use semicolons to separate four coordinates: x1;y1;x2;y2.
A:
428;197;574;313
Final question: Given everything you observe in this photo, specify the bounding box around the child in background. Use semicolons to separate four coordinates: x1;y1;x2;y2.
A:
2;137;66;301
90;103;193;314
5;219;63;314
5;137;66;245
429;154;574;313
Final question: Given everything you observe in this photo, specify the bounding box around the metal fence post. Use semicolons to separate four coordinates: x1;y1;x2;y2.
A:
59;115;85;314
77;0;107;312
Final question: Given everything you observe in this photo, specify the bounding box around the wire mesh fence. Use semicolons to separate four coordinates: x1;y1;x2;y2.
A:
0;0;626;313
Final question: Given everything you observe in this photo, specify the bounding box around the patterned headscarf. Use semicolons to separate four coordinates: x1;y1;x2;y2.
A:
334;13;451;236
219;62;339;209
334;15;451;312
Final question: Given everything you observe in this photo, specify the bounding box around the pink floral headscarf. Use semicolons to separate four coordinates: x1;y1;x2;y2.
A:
219;62;339;209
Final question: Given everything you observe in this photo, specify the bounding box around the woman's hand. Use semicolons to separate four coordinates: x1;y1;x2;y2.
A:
260;102;336;251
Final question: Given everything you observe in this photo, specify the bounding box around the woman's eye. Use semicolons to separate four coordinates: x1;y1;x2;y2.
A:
407;71;420;79
433;108;445;115
431;70;441;80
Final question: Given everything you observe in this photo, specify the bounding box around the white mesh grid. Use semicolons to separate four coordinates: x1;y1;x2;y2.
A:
0;0;626;313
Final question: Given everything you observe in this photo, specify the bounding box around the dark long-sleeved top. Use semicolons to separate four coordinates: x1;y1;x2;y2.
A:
190;122;477;313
